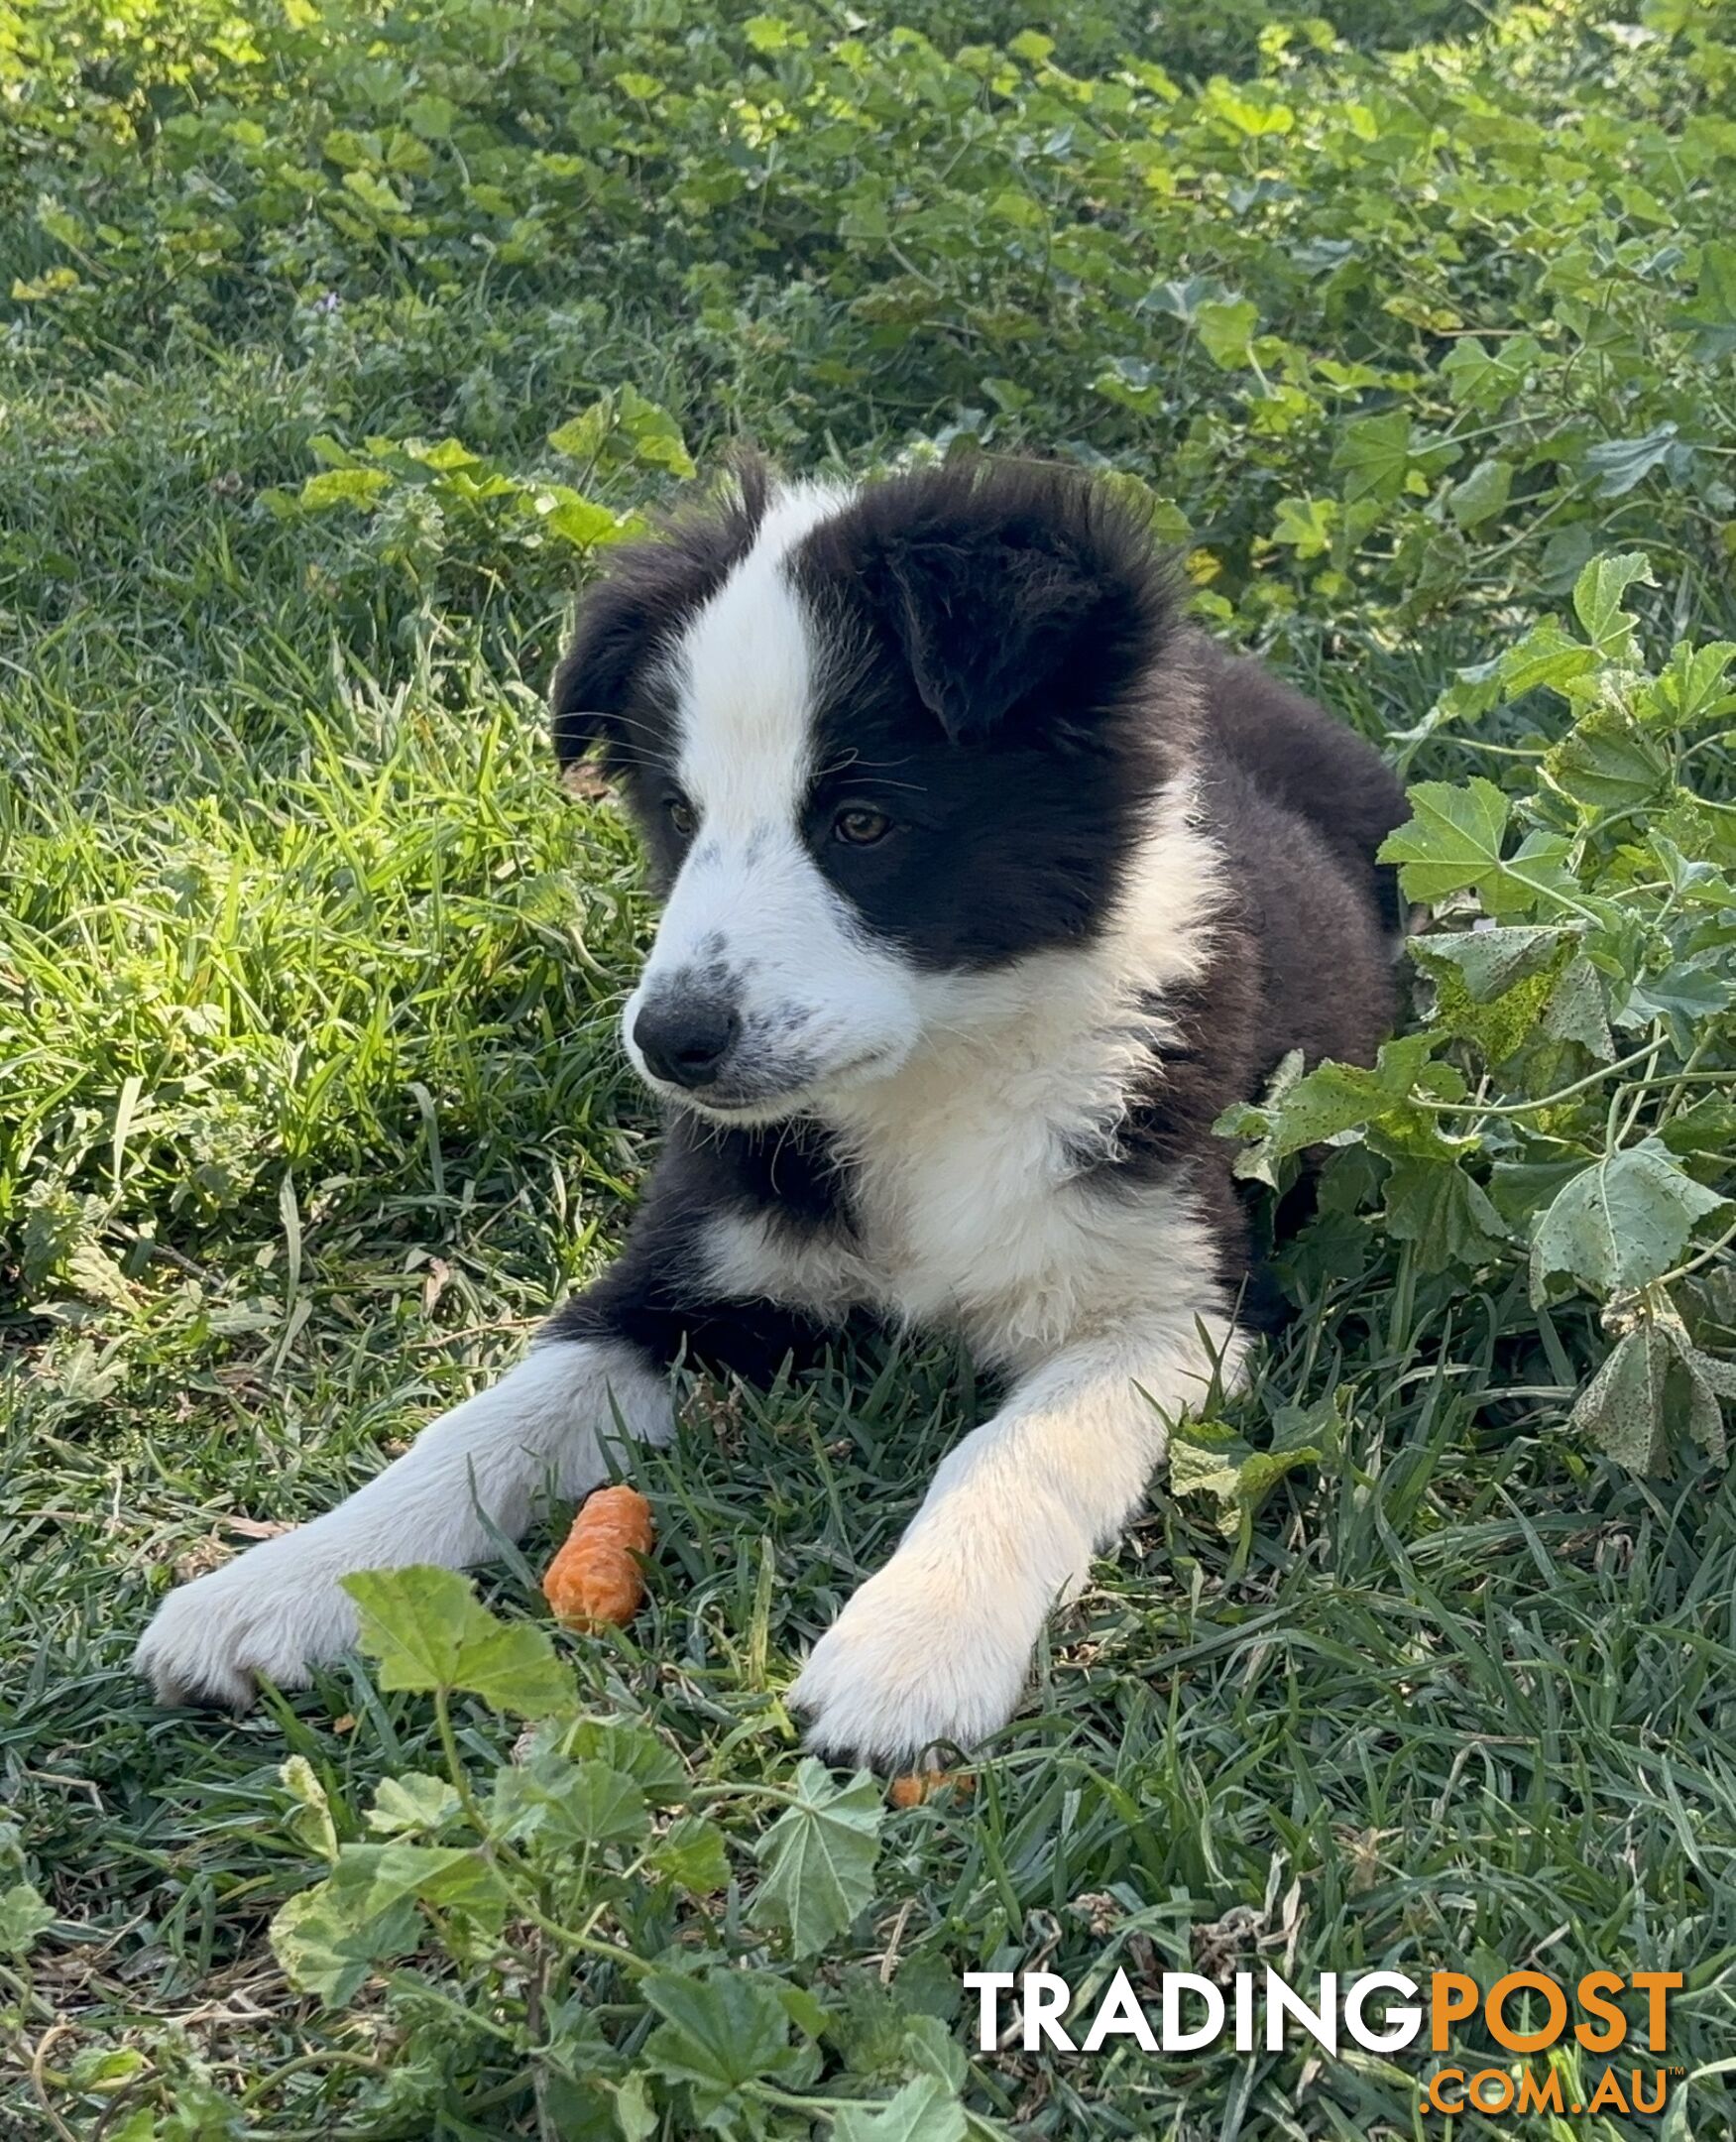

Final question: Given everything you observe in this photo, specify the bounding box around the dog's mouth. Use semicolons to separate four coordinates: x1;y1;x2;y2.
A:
648;1044;901;1124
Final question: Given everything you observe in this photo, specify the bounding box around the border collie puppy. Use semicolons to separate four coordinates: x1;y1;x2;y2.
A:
137;459;1404;1767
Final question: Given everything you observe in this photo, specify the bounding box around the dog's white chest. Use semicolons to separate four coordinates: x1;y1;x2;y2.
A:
704;1031;1212;1369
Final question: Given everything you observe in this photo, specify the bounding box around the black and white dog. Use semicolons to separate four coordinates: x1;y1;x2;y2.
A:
137;459;1403;1767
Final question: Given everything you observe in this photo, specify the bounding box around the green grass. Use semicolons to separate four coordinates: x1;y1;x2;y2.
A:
5;0;1736;2134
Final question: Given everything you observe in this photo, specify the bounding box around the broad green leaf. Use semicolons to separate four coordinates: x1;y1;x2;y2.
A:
1497;620;1597;700
1196;297;1259;369
341;1566;572;1716
1530;1140;1731;1302
650;1814;732;1893
274;1844;512;1999
1572;551;1655;660
366;1771;463;1839
566;1717;688;1803
1216;1032;1447;1178
1378;778;1510;904
1540;954;1615;1060
1381;1157;1510;1274
299;466;391;511
614;2072;658;2142
832;2075;969;2142
1331;409;1412;503
1271;496;1336;558
1671;239;1736;359
1652;639;1736;727
1547;705;1670;812
643;1966;815;2128
750;1758;882;1957
1439;333;1542;410
548;403;613;462
1447;456;1512;530
0;1880;55;1957
1169;1398;1339;1538
271;1858;423;2002
489;1752;648;1850
1569;1326;1675;1474
1584;424;1678;499
1410;925;1574;1003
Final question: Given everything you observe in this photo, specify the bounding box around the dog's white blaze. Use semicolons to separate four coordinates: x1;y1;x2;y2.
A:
668;481;849;832
627;478;930;1114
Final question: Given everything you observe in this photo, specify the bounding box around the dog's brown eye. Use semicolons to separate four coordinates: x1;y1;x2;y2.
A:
834;806;891;847
667;797;697;838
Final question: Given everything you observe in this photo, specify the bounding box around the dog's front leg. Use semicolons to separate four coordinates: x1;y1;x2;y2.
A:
134;1335;672;1708
791;1310;1246;1769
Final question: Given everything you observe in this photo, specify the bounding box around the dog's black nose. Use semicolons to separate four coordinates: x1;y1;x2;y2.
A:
633;996;742;1089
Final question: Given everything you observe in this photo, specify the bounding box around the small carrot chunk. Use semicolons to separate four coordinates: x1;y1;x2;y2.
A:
541;1485;655;1629
888;1769;973;1809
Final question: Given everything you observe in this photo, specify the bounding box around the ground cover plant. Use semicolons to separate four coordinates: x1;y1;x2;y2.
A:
5;0;1736;2132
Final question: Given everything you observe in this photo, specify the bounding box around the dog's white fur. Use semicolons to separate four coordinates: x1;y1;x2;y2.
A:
136;480;1242;1761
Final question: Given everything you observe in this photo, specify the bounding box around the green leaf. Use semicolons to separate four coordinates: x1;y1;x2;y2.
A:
366;1771;463;1839
1195;297;1259;369
0;1881;55;1958
1652;639;1736;728
280;1754;340;1861
1497;620;1597;700
1381;1157;1510;1274
1570;1325;1675;1474
1540;954;1615;1060
1447;456;1512;531
1584;425;1678;499
1439;333;1542;411
1170;1398;1339;1538
1378;777;1510;904
548;402;613;462
650;1814;732;1893
1547;705;1671;812
614;2072;658;2142
299;466;392;511
749;1758;882;1957
566;1717;688;1803
1410;924;1574;1003
1671;239;1736;358
1530;1140;1731;1302
643;1966;814;2128
1271;495;1336;558
1331;409;1412;503
832;2075;969;2142
1572;550;1655;660
489;1752;648;1850
341;1566;572;1716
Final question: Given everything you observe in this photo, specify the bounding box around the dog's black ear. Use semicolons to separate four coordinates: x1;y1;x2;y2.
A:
856;465;1173;746
550;568;661;769
882;531;1105;744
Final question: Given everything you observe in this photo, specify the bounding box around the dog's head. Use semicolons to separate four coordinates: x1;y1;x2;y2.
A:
552;458;1189;1124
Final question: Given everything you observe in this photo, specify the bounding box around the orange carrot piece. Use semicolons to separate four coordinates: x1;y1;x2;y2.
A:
888;1769;974;1809
541;1485;655;1629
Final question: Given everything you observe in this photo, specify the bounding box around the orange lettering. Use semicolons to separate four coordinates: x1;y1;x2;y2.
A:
1486;1970;1567;2054
1574;1971;1627;2054
1518;2071;1565;2114
1588;2069;1630;2113
1631;1970;1681;2051
1470;2068;1515;2114
1431;1971;1478;2052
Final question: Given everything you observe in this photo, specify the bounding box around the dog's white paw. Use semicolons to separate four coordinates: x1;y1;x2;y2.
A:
789;1550;1039;1770
134;1530;361;1709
